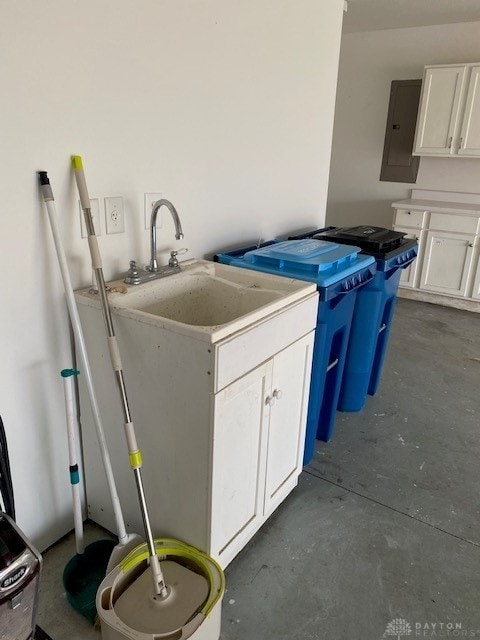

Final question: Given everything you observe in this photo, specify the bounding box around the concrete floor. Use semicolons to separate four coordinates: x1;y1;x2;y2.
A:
36;298;480;640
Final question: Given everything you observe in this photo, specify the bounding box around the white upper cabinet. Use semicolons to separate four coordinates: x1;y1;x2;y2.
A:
414;66;466;155
414;63;480;158
459;65;480;156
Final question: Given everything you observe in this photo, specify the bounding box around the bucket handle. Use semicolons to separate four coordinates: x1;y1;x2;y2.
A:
338;266;376;295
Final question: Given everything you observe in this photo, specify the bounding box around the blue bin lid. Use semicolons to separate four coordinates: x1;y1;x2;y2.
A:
242;239;375;287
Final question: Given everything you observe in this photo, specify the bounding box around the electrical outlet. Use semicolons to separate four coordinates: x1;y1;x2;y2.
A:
79;198;101;238
145;193;162;230
105;197;125;234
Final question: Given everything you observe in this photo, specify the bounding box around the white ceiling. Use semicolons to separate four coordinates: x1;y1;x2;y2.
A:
343;0;480;33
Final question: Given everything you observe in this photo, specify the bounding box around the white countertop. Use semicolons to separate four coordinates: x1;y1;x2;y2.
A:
392;198;480;217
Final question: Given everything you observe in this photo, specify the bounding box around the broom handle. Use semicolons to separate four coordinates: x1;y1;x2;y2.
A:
61;369;84;555
38;172;130;547
72;156;167;598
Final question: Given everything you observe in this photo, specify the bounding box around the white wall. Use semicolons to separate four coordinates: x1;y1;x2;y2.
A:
0;0;344;549
326;21;480;228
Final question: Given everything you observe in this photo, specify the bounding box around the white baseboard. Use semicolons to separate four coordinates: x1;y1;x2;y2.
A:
398;288;480;313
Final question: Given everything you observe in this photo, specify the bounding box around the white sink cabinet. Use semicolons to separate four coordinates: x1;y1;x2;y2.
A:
211;333;314;562
75;260;317;568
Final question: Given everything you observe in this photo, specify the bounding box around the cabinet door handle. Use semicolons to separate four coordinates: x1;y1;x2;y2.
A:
448;136;453;149
468;243;474;248
326;358;339;372
266;389;283;406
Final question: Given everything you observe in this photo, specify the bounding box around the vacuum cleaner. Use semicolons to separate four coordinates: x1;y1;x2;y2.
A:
0;416;42;640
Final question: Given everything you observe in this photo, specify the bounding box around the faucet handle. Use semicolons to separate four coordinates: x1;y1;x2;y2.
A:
168;248;188;267
124;259;142;284
127;260;140;277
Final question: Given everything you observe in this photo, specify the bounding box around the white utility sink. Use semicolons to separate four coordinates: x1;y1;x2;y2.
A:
76;259;316;342
75;257;318;566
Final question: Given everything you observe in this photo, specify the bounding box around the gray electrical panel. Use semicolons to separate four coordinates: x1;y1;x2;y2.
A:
380;79;421;183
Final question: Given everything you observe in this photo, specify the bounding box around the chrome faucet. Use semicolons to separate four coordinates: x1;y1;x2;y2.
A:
147;199;184;272
124;199;186;285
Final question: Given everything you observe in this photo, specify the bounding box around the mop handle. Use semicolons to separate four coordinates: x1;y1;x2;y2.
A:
71;156;141;466
72;155;167;598
61;369;84;556
38;171;129;546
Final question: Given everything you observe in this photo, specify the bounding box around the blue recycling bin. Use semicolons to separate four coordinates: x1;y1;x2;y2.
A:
214;239;376;464
290;226;418;412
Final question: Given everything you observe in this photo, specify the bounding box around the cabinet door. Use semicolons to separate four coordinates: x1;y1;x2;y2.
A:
414;66;467;155
210;361;271;563
470;252;480;300
393;226;423;289
459;66;480;156
263;332;314;516
420;230;475;296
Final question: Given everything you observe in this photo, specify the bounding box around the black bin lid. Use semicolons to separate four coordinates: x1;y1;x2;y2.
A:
314;226;406;253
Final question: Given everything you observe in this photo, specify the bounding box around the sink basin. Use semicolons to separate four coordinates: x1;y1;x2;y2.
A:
75;259;317;343
123;273;282;326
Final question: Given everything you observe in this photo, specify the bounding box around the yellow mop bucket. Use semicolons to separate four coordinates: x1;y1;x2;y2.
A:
96;539;225;640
